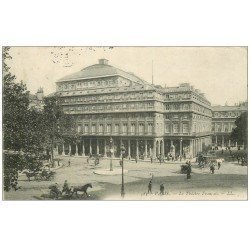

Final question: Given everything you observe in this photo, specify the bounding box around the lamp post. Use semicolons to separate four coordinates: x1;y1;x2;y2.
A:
120;144;126;197
109;137;114;171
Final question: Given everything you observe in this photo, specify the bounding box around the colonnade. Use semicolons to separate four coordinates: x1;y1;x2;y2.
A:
57;136;208;159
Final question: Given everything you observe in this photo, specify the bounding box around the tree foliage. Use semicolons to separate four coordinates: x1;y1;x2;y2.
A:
230;111;248;148
3;47;44;191
3;47;77;191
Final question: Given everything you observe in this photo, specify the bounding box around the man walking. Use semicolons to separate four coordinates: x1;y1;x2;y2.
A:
160;184;164;195
68;158;71;167
210;163;215;174
148;180;152;194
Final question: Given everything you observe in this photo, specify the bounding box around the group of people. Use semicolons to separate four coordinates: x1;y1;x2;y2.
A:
147;179;165;195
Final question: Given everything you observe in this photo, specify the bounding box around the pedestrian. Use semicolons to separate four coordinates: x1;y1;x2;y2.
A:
68;158;71;167
186;162;191;180
241;157;244;166
160;184;164;195
221;149;224;155
135;156;138;163
232;155;235;162
237;156;240;164
210;163;215;174
62;180;70;195
148;180;152;194
218;161;221;170
57;159;60;166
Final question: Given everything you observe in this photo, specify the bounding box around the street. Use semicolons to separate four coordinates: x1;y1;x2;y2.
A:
4;156;247;200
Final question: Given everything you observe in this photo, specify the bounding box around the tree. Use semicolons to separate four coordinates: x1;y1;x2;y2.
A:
3;47;30;151
42;95;77;165
230;111;248;148
3;47;44;191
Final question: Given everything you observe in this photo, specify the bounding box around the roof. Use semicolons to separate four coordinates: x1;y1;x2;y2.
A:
212;105;247;112
57;60;155;90
58;63;136;82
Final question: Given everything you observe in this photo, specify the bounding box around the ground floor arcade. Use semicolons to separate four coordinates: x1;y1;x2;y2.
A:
212;134;240;147
55;135;211;159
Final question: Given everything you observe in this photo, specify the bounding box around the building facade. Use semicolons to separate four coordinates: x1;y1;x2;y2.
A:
29;87;45;111
54;59;213;159
212;102;247;147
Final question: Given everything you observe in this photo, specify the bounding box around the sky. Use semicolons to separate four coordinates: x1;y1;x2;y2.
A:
7;46;247;106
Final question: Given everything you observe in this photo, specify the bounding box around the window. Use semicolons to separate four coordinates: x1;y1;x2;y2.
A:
107;124;111;133
147;123;153;134
91;124;96;133
165;124;170;133
173;124;179;133
99;124;103;133
114;124;119;133
84;124;89;133
183;123;189;133
131;123;136;134
122;123;127;134
174;104;179;110
224;124;229;132
166;104;170;110
139;123;144;134
77;124;82;133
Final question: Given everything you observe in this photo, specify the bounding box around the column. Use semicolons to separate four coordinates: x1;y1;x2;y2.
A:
104;139;107;157
222;136;224;147
97;139;99;155
68;143;71;156
82;139;85;156
236;141;238;148
89;139;92;155
215;135;217;144
56;144;59;155
161;140;165;157
157;140;160;156
128;139;131;159
136;139;139;158
189;140;193;158
145;140;148;158
153;139;156;158
180;139;183;156
62;143;65;156
75;143;79;156
228;140;231;147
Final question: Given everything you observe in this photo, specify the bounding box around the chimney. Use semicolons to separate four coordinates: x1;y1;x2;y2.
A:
98;59;109;65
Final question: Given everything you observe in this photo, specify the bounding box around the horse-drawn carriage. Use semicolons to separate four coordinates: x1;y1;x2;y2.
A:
23;169;55;181
47;183;93;200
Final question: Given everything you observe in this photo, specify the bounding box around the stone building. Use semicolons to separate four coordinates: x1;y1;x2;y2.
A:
212;102;247;147
54;59;212;159
29;87;44;111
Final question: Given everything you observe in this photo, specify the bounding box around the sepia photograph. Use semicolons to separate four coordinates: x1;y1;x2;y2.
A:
2;46;248;201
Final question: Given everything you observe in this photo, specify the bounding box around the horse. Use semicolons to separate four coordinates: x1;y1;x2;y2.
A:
23;170;38;181
71;183;92;197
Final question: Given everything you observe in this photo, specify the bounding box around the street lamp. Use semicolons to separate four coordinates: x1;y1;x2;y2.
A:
120;144;126;197
109;137;114;171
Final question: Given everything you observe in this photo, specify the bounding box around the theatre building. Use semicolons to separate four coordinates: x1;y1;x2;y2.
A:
212;102;247;147
54;59;212;159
